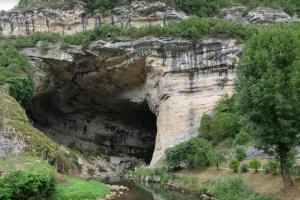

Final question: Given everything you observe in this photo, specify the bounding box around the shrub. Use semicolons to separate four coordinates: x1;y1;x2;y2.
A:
165;138;214;170
234;131;251;145
239;163;249;173
263;161;279;175
64;17;253;46
39;41;50;54
6;77;34;108
249;159;262;172
211;176;278;200
215;94;235;113
211;176;252;199
229;159;240;172
0;169;56;200
198;183;208;194
235;146;247;161
199;114;212;140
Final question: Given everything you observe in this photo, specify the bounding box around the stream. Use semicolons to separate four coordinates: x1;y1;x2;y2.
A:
104;177;201;200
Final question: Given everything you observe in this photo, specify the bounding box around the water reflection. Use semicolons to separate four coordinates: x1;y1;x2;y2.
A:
113;181;201;200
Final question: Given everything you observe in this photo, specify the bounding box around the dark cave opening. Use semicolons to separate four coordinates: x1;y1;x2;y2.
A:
29;96;157;164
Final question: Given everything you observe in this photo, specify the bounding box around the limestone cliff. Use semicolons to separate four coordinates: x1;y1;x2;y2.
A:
0;1;187;36
222;6;297;24
2;0;296;166
23;38;242;165
1;0;296;38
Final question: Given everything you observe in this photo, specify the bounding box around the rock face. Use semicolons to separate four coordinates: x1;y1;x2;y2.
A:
23;37;243;165
0;136;25;158
222;6;296;24
0;1;187;36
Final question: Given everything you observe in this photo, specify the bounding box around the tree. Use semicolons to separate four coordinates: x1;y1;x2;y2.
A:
229;159;240;172
165;138;215;170
211;151;226;170
236;28;300;190
235;146;247;161
249;159;262;172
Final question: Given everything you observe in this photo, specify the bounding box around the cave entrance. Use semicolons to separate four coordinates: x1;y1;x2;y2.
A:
29;97;157;164
94;102;157;164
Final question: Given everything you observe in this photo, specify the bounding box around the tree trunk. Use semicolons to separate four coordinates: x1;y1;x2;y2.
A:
111;9;114;25
279;150;293;191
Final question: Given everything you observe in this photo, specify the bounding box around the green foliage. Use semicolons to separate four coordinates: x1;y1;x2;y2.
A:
198;183;208;194
0;169;56;200
215;94;235;113
15;0;300;19
64;17;254;46
235;146;247;161
199;114;212;140
53;176;110;200
249;159;262;172
39;41;50;54
236;27;300;188
165;138;215;170
167;0;300;17
291;165;300;177
166;0;232;18
210;112;241;143
18;0;75;9
210;176;278;200
210;151;226;170
6;77;33;108
229;159;240;172
233;130;251;145
199;95;241;144
83;0;132;14
263;160;280;175
0;32;60;108
239;163;249;173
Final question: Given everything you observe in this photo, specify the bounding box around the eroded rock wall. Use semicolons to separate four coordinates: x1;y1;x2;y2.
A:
0;1;187;36
222;6;297;24
23;37;243;165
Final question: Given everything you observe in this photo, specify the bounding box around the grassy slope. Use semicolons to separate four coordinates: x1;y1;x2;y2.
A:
0;156;110;200
0;93;60;160
0;92;82;173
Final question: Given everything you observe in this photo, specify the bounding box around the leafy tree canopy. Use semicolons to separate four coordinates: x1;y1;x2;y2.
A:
236;27;300;190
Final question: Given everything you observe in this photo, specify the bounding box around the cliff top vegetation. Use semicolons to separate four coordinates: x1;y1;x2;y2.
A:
16;0;300;17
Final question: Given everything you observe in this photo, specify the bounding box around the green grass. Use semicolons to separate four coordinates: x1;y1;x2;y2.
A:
210;176;278;200
0;156;110;200
53;176;110;200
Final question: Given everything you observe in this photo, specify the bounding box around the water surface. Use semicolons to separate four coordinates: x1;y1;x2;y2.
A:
109;179;201;200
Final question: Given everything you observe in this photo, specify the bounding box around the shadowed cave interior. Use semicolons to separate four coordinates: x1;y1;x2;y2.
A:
29;95;157;164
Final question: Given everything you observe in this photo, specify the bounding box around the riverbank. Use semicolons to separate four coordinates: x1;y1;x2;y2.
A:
179;167;300;200
125;167;280;200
